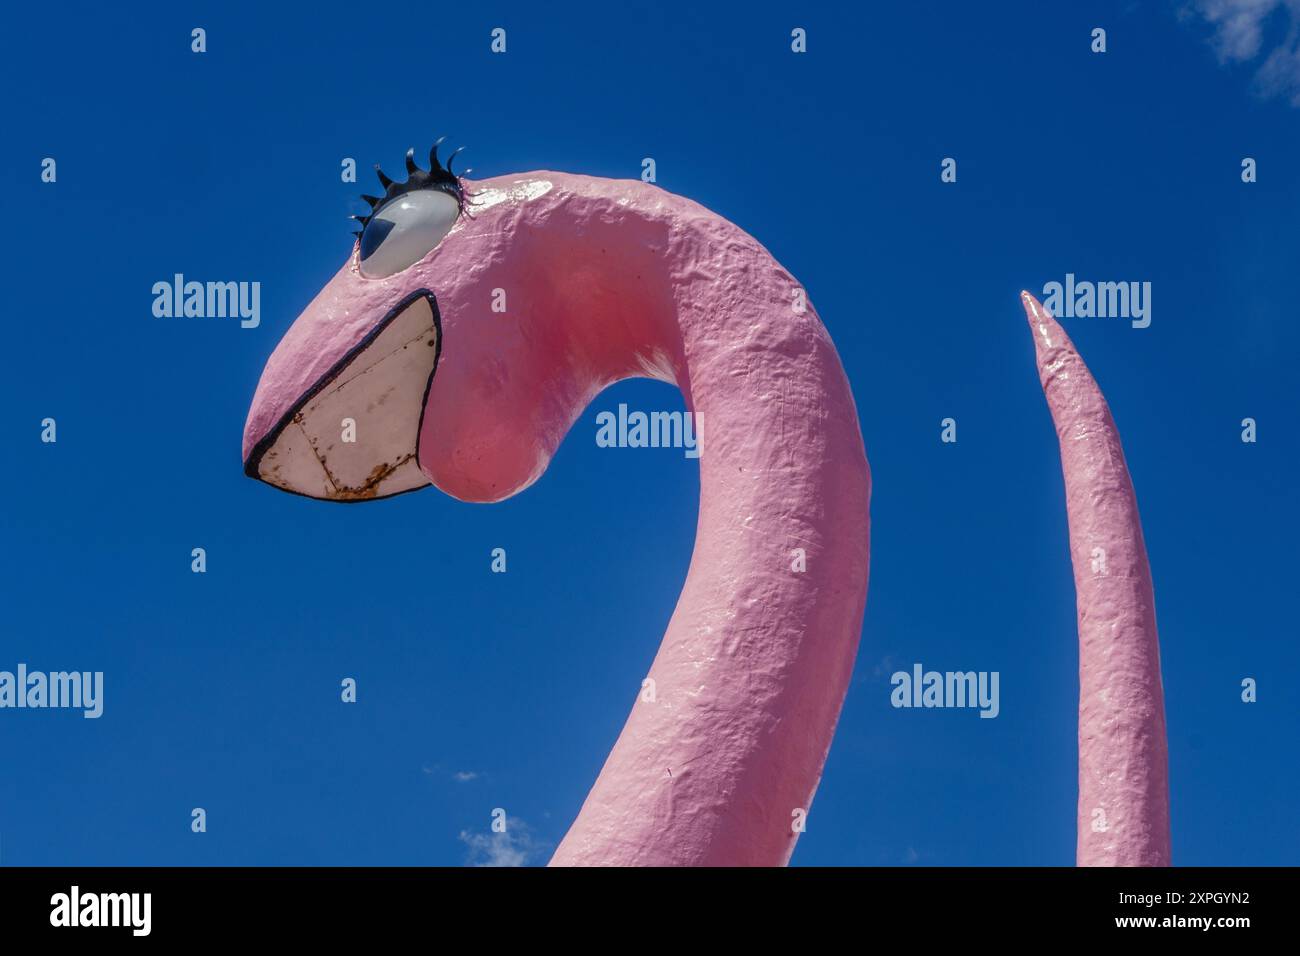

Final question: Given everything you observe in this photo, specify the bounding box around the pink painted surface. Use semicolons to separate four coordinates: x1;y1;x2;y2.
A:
1021;292;1171;867
244;172;872;866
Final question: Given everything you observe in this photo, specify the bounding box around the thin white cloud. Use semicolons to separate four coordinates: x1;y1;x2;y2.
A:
459;818;550;867
871;654;897;680
420;763;483;783
1184;0;1300;105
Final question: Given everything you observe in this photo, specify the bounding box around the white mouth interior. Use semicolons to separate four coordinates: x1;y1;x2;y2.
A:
255;295;437;501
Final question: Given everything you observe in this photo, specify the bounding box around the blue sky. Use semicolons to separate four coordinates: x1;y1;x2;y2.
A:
1;1;1297;866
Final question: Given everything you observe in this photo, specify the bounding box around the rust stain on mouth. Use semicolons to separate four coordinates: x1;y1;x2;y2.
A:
329;458;407;500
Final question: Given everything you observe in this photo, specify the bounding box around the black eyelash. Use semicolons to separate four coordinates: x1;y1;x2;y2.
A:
350;137;468;237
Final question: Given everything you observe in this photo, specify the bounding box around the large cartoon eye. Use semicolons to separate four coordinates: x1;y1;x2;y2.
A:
358;190;459;278
352;141;467;279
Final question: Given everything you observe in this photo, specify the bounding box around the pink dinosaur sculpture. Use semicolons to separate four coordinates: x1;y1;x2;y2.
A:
243;149;871;866
242;144;1169;865
1021;292;1171;866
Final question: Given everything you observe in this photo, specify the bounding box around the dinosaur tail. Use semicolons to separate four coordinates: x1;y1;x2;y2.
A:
1021;291;1171;867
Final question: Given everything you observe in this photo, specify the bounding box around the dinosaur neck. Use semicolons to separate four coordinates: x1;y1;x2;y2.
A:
516;176;872;866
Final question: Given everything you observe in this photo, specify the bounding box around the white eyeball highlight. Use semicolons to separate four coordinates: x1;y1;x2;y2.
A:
358;190;459;278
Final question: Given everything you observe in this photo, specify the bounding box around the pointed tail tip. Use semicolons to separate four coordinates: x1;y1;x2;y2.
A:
1018;287;1075;362
1019;289;1041;320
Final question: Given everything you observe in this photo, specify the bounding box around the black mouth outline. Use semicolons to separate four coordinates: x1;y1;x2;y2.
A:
242;288;443;504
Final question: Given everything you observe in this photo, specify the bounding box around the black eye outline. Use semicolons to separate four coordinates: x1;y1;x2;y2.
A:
350;137;469;244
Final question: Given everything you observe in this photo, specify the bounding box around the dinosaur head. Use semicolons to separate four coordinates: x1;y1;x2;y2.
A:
242;141;611;504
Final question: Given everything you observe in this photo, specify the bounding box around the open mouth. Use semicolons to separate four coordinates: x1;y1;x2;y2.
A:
243;290;441;502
